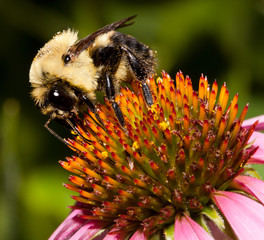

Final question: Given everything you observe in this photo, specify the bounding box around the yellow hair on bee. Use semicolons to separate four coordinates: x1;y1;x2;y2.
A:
29;29;98;100
92;31;113;48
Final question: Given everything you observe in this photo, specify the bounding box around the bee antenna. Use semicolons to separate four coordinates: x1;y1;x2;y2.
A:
44;119;80;151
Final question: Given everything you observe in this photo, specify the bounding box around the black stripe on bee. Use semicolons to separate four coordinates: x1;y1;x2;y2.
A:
111;32;148;53
91;46;122;70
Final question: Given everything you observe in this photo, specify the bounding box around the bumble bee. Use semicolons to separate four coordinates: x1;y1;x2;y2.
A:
29;16;156;137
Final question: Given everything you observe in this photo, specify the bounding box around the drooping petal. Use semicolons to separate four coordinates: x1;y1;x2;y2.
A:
247;131;264;164
130;228;147;240
69;220;110;240
242;115;264;131
212;191;264;240
49;209;110;240
49;210;88;240
248;148;264;164
248;131;264;148
102;231;129;240
174;214;214;240
230;175;264;205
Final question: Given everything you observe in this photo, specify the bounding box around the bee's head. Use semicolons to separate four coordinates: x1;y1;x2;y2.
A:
29;29;97;119
31;79;79;119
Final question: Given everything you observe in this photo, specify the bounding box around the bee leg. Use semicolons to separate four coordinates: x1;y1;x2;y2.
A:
81;95;97;113
44;118;83;150
64;117;92;144
48;117;92;144
122;46;153;106
141;82;153;106
80;95;104;126
105;73;125;126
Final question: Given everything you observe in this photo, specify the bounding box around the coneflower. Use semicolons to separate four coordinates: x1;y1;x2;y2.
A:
50;71;264;240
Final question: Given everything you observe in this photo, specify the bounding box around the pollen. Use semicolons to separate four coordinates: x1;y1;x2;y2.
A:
150;104;157;114
156;76;163;84
102;151;109;159
88;145;95;151
132;141;140;150
159;121;168;130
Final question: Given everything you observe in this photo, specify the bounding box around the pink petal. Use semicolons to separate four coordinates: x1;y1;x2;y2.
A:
174;214;214;240
242;115;264;131
70;220;109;240
49;209;88;240
248;131;264;148
212;191;264;239
49;209;109;240
231;175;264;204
247;132;264;164
248;148;264;164
103;231;129;240
130;228;147;240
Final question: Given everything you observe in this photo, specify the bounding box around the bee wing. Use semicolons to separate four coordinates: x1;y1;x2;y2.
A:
67;15;137;58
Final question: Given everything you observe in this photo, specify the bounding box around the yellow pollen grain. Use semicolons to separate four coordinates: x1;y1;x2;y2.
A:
159;121;168;131
102;151;108;159
150;105;159;121
156;77;163;84
71;130;77;135
76;136;83;142
150;105;157;114
132;141;140;150
88;145;95;151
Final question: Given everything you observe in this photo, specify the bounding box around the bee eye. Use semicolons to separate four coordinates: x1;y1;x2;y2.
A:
48;87;74;111
64;54;71;64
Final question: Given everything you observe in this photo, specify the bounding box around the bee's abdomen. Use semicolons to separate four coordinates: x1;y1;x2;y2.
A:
112;32;156;79
112;32;155;62
89;31;156;86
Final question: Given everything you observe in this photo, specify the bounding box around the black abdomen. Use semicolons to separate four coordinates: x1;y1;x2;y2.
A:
111;32;156;79
90;31;156;89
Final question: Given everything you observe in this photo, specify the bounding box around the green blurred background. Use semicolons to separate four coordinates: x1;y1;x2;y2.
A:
0;0;264;239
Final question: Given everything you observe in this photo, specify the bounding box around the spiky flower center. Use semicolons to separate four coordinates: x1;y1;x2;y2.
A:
61;71;256;236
